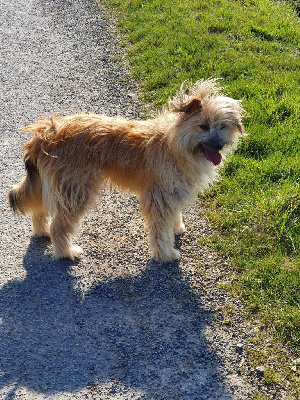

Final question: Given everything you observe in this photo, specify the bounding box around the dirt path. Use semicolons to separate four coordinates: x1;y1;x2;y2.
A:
0;1;274;399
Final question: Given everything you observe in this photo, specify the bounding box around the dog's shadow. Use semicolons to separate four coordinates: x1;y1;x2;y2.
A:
0;237;233;399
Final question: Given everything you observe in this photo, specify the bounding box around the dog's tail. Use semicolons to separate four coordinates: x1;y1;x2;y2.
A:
21;114;59;142
8;157;42;215
8;115;59;214
8;151;43;215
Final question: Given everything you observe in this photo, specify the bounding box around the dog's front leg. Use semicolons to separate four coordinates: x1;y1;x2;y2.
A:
140;187;180;262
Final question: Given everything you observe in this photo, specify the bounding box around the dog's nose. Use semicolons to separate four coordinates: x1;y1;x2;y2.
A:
211;142;224;151
203;141;224;151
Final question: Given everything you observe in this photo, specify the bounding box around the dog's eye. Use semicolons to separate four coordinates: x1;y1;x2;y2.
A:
199;124;209;131
219;124;226;130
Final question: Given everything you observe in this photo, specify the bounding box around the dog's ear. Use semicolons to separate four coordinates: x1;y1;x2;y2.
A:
169;88;202;114
180;99;202;114
235;120;245;135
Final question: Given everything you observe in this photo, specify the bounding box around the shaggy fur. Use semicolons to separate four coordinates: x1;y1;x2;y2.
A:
8;79;244;262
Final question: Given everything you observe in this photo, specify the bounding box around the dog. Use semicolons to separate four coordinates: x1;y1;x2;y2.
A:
8;78;244;262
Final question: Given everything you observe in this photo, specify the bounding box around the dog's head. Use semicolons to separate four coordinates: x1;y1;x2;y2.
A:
168;79;245;166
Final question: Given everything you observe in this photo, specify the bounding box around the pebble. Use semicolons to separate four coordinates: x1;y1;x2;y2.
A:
236;343;244;354
256;366;267;377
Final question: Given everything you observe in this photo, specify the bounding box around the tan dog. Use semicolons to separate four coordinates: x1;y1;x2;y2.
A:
8;79;244;262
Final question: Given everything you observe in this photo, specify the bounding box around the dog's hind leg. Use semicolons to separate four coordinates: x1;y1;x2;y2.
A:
50;212;83;260
48;177;100;259
140;187;180;262
32;210;51;237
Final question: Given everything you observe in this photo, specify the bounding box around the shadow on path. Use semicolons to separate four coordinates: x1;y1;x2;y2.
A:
0;237;233;399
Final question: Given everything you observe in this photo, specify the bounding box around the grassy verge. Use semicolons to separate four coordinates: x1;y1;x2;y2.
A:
102;0;300;395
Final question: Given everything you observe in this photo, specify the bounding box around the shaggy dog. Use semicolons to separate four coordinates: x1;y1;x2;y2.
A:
8;79;244;262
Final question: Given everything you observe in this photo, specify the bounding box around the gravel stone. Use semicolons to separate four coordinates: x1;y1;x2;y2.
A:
236;344;244;355
0;0;288;399
255;366;267;378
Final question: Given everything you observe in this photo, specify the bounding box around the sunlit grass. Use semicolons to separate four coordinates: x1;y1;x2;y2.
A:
102;0;300;392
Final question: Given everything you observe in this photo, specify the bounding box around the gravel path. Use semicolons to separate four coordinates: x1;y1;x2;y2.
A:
0;1;276;399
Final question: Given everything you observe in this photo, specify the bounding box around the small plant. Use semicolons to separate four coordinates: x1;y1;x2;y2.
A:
252;393;269;400
263;368;280;385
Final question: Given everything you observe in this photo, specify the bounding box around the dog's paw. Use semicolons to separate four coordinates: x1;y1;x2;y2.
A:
70;245;83;259
153;248;180;263
53;245;83;260
32;220;51;237
173;222;186;235
33;227;51;238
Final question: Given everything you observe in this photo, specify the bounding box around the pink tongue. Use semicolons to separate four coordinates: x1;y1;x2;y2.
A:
204;149;222;166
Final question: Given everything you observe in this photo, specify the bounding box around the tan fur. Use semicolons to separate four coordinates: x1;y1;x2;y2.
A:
8;79;245;261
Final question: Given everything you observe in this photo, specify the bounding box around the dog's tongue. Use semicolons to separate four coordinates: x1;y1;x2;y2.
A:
204;149;222;166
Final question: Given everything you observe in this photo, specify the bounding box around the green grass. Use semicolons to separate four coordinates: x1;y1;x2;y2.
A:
102;0;300;394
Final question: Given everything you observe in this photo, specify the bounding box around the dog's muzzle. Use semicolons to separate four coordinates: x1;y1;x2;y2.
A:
198;128;227;166
199;128;231;165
